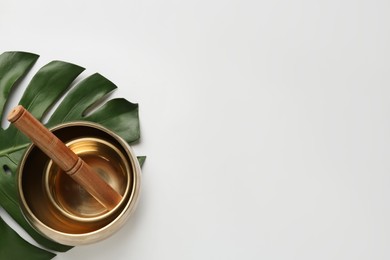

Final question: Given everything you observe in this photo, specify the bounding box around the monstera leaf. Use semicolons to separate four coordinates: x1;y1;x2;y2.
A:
0;51;144;259
0;217;55;259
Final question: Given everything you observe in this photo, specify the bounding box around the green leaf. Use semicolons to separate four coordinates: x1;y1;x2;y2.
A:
0;51;142;257
137;156;146;167
0;51;39;119
0;217;55;260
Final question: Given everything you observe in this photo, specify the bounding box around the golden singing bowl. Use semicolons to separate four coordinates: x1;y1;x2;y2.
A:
17;122;141;246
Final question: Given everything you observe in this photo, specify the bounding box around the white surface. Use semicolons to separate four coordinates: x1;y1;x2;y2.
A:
1;0;390;259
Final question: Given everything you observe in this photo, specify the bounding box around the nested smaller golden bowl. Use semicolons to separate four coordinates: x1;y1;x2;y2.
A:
17;122;141;246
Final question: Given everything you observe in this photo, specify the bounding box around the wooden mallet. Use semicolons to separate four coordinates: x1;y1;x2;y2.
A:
8;105;122;210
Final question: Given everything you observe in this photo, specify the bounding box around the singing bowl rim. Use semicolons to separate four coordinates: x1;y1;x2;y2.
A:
17;121;141;245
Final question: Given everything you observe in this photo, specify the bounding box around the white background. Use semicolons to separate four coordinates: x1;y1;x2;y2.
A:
1;0;390;259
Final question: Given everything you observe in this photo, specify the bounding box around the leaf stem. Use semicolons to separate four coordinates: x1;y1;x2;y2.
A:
0;143;30;158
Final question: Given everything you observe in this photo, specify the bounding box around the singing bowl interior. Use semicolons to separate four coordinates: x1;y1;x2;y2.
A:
18;122;141;245
45;137;130;222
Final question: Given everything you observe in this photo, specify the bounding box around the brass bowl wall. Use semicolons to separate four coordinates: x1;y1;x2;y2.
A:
17;122;141;245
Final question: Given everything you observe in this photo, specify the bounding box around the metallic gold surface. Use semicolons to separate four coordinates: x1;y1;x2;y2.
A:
45;137;131;222
17;122;141;245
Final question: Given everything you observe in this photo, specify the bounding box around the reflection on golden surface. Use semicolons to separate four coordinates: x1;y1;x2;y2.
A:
46;137;130;222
